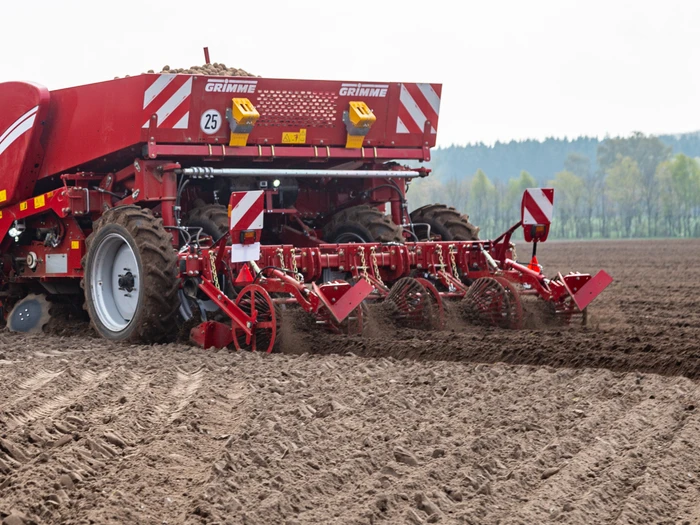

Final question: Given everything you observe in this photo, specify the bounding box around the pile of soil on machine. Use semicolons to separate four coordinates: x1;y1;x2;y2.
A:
1;239;700;525
156;63;257;77
115;63;257;78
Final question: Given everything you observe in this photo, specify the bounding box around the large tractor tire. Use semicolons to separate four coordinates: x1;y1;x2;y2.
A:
83;206;180;343
410;204;480;241
186;203;230;241
323;205;404;243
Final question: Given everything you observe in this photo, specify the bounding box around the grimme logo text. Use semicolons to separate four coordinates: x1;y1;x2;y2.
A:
205;80;257;93
339;83;389;97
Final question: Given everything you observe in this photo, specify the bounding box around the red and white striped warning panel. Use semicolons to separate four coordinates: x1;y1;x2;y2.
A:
230;191;264;231
142;74;192;129
396;83;441;135
522;188;554;225
229;190;265;263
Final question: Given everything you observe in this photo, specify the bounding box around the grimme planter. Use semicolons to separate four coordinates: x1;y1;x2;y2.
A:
0;65;611;350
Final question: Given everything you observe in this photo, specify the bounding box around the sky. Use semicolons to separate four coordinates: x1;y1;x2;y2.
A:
2;0;699;147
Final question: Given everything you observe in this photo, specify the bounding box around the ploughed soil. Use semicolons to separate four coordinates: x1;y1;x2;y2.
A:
1;239;700;524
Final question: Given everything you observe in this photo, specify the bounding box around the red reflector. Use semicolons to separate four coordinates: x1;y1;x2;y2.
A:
239;230;256;245
235;264;254;284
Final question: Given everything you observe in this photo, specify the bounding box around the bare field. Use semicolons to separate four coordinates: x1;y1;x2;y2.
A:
1;239;700;525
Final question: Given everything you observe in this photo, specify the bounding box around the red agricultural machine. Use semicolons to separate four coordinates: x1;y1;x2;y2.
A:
0;66;612;350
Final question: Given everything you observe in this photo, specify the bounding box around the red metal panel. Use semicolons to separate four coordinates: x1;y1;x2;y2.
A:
190;321;233;349
180;77;440;149
147;143;430;161
313;279;374;323
0;82;50;205
34;74;440;179
572;270;613;311
40;76;148;177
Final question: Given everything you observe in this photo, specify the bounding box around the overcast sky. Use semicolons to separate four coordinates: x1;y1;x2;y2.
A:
2;0;698;146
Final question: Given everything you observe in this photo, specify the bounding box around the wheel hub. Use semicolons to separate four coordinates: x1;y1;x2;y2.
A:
118;271;135;292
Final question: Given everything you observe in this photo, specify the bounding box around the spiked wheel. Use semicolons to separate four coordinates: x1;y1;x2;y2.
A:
415;278;445;330
463;276;523;329
385;277;437;330
233;284;277;353
316;303;366;335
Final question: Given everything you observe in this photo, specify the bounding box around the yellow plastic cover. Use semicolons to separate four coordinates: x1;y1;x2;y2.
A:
232;98;260;126
348;101;376;127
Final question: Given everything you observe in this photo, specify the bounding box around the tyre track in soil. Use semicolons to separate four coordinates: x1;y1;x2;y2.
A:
613;384;700;524
0;368;65;412
0;363;112;450
163;366;206;424
4;370;111;432
46;357;247;525
495;381;695;524
0;360;126;521
0;353;199;522
295;364;623;524
177;357;698;525
444;370;650;524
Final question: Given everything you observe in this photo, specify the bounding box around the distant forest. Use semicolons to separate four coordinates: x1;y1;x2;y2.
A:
408;131;700;239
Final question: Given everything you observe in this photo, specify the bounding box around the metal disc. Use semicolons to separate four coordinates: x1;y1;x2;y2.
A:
7;294;51;333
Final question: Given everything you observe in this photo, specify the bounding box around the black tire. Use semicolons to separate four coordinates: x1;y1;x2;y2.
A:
186;203;229;242
181;203;234;323
410;204;480;241
83;207;180;343
323;205;404;243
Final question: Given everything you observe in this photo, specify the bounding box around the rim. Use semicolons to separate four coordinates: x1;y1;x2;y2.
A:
90;232;140;333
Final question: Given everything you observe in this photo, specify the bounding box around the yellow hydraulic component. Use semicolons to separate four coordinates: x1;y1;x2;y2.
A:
226;98;260;147
348;101;376;127
344;101;376;149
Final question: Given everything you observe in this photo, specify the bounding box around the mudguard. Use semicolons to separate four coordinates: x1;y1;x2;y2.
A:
0;82;50;207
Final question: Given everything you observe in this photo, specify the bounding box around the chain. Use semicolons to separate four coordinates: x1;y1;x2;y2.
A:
358;246;369;282
448;244;459;276
370;246;384;286
290;247;303;282
435;244;445;272
209;250;220;290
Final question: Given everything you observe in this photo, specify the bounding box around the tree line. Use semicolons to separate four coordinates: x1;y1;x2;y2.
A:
409;132;700;239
